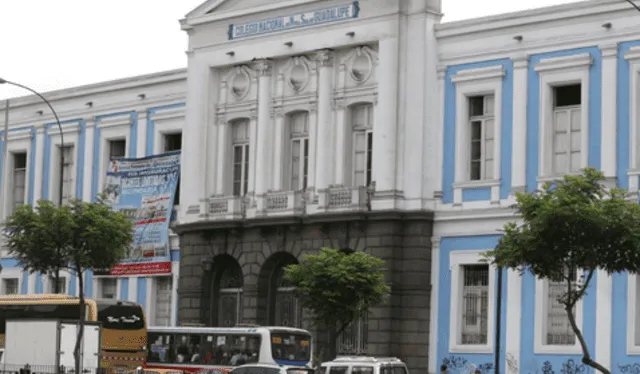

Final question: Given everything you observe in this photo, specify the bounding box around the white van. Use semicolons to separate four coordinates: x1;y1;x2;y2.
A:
319;356;409;374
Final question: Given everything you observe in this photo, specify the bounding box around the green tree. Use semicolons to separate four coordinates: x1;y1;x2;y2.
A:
483;168;640;374
3;196;133;374
285;248;390;360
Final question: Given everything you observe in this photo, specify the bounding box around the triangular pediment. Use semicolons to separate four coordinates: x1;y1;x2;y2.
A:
184;0;225;19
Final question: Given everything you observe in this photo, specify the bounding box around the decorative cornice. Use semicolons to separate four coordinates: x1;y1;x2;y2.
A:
6;128;35;142
511;53;530;69
97;114;133;130
451;65;505;84
149;106;185;122
534;52;593;73
47;122;81;136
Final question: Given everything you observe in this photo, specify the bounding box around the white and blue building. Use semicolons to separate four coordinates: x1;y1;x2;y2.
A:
430;1;640;373
0;69;186;327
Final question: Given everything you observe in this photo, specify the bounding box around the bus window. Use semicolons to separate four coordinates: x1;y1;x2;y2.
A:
148;333;174;363
97;304;145;330
270;332;311;362
175;334;202;364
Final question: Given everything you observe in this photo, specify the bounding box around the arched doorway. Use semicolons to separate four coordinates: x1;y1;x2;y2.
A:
211;254;244;327
257;252;301;327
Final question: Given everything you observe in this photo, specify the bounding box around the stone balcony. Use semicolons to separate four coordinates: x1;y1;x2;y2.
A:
263;190;304;217
316;185;368;213
206;195;245;220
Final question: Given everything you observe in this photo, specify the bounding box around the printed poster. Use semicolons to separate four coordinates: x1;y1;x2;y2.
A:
100;151;181;276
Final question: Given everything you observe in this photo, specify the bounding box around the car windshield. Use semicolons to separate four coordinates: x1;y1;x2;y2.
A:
231;367;280;374
270;332;311;362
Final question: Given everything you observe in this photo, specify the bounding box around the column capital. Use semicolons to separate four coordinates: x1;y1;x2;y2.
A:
216;114;228;126
271;106;285;119
436;65;447;80
254;59;273;77
250;108;258;120
511;53;530;69
600;42;619;58
332;97;346;111
315;49;334;67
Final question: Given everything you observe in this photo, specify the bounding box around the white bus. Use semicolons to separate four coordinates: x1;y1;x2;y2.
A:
145;326;313;374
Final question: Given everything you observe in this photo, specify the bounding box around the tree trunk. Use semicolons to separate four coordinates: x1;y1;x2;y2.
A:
565;271;610;374
327;323;337;361
74;269;85;374
54;267;60;293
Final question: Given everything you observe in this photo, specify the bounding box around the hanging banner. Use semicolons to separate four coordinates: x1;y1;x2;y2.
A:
99;151;181;276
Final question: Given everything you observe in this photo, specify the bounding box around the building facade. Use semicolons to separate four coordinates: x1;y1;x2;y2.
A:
431;1;640;373
0;69;187;327
174;0;439;371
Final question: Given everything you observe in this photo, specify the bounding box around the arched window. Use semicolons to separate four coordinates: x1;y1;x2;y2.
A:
217;263;244;327
272;266;301;327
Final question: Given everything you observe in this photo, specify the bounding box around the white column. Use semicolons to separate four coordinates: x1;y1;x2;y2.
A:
136;110;147;158
272;108;285;190
372;37;399;195
180;54;216;222
334;99;347;185
28;273;37;294
427;237;440;374
505;269;522;374
422;14;439;203
205;113;218;200
511;54;529;193
314;49;334;192
215;121;228;195
82;119;94;202
32;127;45;202
601;43;618;181
430;66;446;199
595;269;612;371
307;107;318;192
254;60;273;205
171;262;179;327
247;112;258;199
128;276;138;302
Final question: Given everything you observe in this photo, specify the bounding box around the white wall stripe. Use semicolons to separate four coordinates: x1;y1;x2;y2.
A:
428;237;440;374
596;270;612;370
505;269;522;374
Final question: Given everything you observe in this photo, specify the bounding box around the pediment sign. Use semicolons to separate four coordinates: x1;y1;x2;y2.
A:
227;0;360;40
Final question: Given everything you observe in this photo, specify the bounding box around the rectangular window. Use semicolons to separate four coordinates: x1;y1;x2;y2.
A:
552;84;582;175
352;104;374;187
108;139;126;160
60;145;74;205
11;152;27;213
468;95;495;181
3;279;18;295
460;264;489;345
48;276;66;294
289;112;309;191
163;133;182;205
164;133;182;153
545;271;577;345
232;121;250;197
100;278;117;299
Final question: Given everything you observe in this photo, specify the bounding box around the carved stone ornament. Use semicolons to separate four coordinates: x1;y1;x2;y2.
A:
287;57;310;92
255;59;273;77
229;66;251;100
349;47;374;83
315;49;334;68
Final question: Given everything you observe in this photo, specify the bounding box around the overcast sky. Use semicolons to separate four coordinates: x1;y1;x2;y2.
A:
0;0;585;101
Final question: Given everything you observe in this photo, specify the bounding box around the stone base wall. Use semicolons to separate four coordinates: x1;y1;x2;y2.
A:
176;212;433;373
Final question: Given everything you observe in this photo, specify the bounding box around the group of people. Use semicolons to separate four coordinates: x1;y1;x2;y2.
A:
172;344;258;366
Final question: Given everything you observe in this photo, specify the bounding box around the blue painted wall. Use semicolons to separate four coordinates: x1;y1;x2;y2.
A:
137;277;147;310
120;278;129;300
441;59;514;204
525;47;603;193
436;235;507;374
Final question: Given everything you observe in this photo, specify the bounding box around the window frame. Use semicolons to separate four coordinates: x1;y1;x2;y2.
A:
47;275;68;294
451;65;504;205
448;250;496;353
468;95;496;181
624;47;640;193
627;273;640;354
534;53;592;184
59;145;76;205
2;278;19;295
534;271;585;354
2;128;33;220
230;119;251;197
350;103;374;188
99;277;118;300
11;151;28;211
287;112;310;191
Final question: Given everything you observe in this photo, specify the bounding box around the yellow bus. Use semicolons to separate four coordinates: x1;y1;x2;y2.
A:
0;294;147;370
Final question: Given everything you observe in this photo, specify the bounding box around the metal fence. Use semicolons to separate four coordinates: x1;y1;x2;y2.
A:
0;364;120;374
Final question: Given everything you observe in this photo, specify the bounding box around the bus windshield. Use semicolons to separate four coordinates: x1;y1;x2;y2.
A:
97;304;145;330
270;332;311;363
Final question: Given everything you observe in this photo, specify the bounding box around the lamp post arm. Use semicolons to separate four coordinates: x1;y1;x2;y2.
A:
0;78;64;293
625;0;640;12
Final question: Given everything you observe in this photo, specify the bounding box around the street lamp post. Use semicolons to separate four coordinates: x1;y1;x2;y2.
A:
626;0;640;12
0;78;65;293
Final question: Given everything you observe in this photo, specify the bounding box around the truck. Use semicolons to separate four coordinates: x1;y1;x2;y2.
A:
3;319;102;373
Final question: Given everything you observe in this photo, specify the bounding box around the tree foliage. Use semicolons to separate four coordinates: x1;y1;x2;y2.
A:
483;168;640;374
3;195;134;373
285;248;390;359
